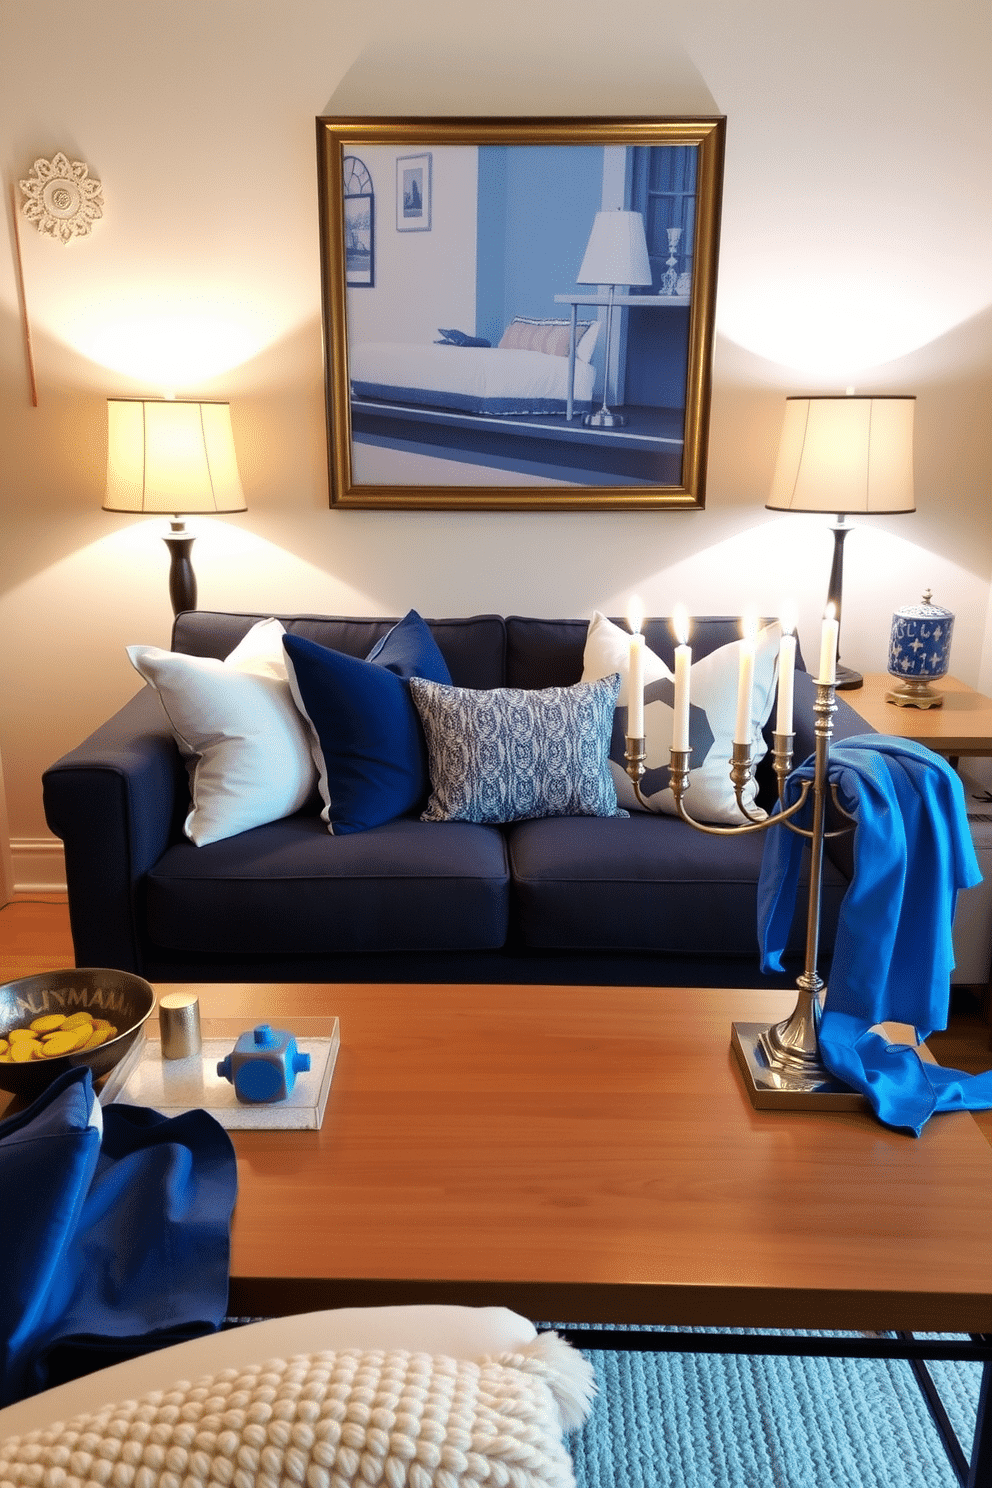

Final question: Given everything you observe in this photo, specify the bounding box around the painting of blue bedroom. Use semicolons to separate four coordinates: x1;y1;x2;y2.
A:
343;141;698;489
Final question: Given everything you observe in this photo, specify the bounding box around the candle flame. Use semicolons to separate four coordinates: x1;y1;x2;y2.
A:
824;602;836;621
779;602;797;636
627;595;645;634
740;609;758;643
672;603;690;647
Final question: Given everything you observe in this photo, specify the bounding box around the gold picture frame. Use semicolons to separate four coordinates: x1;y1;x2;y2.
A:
316;116;726;510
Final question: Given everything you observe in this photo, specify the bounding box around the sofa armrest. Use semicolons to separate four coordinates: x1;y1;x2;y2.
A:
43;688;184;973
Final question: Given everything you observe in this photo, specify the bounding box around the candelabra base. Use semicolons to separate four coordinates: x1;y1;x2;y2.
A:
730;1023;865;1111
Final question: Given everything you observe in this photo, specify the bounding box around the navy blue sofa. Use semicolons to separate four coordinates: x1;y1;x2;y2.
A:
42;613;867;987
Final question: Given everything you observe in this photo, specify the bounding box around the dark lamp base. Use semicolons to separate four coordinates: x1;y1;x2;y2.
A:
834;663;863;690
163;523;197;616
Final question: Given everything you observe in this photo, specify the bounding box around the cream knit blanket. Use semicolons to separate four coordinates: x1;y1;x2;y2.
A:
0;1332;595;1488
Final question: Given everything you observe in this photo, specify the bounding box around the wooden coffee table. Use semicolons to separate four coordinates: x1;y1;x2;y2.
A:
152;982;992;1327
3;980;987;1479
175;980;990;1484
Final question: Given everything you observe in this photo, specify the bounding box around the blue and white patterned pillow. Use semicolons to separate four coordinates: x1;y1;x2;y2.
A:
409;674;627;825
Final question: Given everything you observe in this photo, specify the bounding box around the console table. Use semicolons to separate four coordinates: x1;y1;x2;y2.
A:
849;673;992;765
554;291;689;420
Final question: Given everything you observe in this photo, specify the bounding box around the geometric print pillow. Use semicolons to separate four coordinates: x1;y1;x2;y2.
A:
409;674;627;825
581;611;782;826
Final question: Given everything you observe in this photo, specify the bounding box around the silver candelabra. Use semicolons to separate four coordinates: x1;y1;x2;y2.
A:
625;678;859;1110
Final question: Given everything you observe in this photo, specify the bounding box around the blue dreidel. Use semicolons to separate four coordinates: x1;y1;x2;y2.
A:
217;1024;311;1103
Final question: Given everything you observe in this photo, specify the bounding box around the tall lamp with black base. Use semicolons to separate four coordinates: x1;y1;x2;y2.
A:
104;399;247;616
766;395;916;690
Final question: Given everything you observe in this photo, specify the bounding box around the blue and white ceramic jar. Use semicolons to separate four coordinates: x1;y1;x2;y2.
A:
886;588;954;708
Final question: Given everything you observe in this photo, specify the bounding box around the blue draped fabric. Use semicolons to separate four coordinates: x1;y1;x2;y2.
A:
0;1067;237;1406
758;734;992;1136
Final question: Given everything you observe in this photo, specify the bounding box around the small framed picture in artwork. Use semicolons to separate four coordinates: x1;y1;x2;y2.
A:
342;155;374;287
396;153;432;232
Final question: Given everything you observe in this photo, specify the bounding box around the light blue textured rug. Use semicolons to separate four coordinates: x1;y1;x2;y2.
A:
550;1330;982;1488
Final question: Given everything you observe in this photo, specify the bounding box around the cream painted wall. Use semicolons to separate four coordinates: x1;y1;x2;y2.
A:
1;0;992;885
347;144;478;345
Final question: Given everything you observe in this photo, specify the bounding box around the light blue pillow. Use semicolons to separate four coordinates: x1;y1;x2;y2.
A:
283;611;451;835
409;674;627;825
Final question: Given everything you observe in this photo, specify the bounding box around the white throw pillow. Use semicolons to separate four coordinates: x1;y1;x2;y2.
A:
0;1335;595;1488
127;619;317;847
576;319;600;362
581;611;782;825
0;1307;540;1441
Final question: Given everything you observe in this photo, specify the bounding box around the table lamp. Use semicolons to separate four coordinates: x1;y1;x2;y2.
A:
765;395;916;689
576;209;652;428
104;398;247;616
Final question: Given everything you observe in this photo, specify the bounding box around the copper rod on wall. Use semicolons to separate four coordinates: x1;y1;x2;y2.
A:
9;182;39;407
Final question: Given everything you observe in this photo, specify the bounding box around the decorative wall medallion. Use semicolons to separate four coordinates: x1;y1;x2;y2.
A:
19;153;104;242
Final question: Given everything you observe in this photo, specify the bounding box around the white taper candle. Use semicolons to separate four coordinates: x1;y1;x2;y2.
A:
671;604;691;752
819;603;838;686
627;596;645;739
734;613;757;746
776;611;796;735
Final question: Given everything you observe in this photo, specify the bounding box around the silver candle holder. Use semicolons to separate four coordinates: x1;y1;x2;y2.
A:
626;679;858;1110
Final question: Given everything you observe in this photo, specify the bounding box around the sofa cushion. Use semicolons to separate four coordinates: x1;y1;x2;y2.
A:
145;815;510;955
507;813;847;955
283;611;452;835
125;619;317;847
582;611;783;825
172;612;508;688
410;674;626;825
504;615;762;690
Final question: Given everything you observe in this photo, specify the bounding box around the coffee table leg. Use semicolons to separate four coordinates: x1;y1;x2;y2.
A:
968;1357;991;1488
900;1334;992;1488
903;1349;969;1483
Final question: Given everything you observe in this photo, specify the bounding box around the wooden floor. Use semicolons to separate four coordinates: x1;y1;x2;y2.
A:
2;894;989;1142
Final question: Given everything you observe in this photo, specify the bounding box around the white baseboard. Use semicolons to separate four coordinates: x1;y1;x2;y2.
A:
11;838;67;895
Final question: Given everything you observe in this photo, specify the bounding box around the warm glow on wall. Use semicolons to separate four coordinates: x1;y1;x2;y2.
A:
64;294;279;390
718;265;984;379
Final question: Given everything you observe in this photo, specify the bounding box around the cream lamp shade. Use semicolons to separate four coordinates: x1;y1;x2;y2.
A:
104;399;247;515
765;395;916;690
766;396;916;516
577;210;653;289
104;399;247;616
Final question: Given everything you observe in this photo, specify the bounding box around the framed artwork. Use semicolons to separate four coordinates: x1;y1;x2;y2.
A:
343;156;374;287
396;152;432;231
316;115;726;510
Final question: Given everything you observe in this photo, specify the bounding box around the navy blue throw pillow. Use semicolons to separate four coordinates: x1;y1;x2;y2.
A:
283;611;452;835
434;327;492;347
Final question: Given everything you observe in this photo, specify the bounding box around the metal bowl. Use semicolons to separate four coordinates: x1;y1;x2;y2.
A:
0;969;156;1100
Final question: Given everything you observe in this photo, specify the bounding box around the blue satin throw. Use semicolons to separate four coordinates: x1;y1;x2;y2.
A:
0;1067;237;1406
758;734;992;1136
